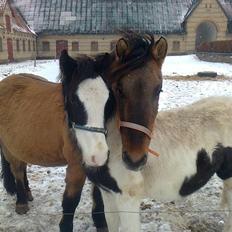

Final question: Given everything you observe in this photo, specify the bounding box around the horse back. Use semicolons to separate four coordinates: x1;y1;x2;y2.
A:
0;74;75;166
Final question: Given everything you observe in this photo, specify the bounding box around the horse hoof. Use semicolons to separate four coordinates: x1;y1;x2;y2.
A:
97;228;109;232
15;204;29;214
27;191;34;201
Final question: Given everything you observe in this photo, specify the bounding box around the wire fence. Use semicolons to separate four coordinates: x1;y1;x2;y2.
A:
0;209;231;216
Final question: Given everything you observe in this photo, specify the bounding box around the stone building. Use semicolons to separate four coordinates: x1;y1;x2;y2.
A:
0;0;36;63
1;0;232;63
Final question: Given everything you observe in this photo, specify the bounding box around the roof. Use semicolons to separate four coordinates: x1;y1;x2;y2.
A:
11;0;232;35
217;0;232;32
12;0;196;35
0;0;7;13
0;0;35;34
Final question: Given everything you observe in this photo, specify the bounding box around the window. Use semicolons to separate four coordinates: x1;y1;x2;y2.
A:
42;41;50;51
110;41;116;51
91;41;98;52
0;37;3;52
172;41;180;51
23;40;26;51
16;39;20;52
72;41;79;51
28;40;31;51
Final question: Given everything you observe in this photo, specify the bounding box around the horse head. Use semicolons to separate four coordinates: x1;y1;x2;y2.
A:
59;50;110;168
96;32;168;171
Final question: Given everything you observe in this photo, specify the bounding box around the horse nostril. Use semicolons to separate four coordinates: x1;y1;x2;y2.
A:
122;151;147;171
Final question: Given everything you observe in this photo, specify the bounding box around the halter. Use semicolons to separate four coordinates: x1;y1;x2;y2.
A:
119;121;152;139
119;120;160;157
73;123;108;136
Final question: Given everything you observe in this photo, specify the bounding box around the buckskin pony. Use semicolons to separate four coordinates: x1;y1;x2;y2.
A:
0;50;109;232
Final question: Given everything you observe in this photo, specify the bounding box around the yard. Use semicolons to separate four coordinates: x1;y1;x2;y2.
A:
0;55;232;232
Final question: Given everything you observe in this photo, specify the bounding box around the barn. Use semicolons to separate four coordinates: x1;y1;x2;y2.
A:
0;0;232;63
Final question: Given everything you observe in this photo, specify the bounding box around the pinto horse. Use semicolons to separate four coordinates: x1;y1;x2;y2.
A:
93;96;232;232
0;50;109;231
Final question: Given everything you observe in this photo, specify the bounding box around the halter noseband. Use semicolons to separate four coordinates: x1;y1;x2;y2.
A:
119;121;152;139
73;123;108;136
119;120;159;157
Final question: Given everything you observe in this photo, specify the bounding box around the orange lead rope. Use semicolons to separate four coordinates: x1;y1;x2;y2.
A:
119;121;160;158
148;148;160;157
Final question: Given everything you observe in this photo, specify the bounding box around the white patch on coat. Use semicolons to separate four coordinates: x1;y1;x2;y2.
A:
102;96;232;231
75;76;109;167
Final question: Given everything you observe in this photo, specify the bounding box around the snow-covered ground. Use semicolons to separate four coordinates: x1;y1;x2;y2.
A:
0;55;232;82
0;55;232;232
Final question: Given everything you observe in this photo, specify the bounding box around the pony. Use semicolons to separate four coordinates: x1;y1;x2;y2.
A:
92;96;232;232
0;50;110;232
80;31;167;231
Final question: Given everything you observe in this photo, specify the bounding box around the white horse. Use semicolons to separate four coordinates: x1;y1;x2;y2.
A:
93;96;232;232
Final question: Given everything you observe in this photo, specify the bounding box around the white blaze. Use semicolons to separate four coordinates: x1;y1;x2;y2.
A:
75;76;109;167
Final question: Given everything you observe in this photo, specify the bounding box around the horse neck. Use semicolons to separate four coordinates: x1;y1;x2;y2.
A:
151;106;206;157
106;117;122;160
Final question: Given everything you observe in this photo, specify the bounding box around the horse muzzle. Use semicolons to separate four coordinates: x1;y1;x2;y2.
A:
122;151;148;171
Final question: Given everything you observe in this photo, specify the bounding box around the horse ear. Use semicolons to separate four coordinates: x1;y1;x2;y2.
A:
115;38;129;60
59;49;77;77
152;37;168;67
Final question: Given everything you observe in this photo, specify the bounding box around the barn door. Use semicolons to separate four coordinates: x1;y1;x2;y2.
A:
7;38;14;62
56;40;68;58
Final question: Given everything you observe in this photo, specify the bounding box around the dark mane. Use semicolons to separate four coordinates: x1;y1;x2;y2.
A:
58;50;99;126
59;52;97;98
95;31;155;83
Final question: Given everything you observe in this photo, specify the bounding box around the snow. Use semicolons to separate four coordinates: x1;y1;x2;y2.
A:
163;55;232;77
0;55;232;231
0;55;231;82
0;60;59;83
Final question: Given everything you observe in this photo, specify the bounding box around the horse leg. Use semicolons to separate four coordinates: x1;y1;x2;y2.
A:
92;185;108;232
215;146;232;231
1;145;29;214
115;193;141;232
10;161;29;214
0;146;16;195
100;191;120;232
24;166;33;201
59;164;86;232
114;171;143;232
221;178;232;232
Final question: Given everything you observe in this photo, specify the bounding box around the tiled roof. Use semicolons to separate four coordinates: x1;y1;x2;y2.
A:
12;0;196;35
0;0;7;13
0;0;35;34
10;4;36;34
217;0;232;32
11;0;232;35
219;0;232;19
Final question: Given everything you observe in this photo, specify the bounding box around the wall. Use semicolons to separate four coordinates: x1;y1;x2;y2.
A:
185;0;229;53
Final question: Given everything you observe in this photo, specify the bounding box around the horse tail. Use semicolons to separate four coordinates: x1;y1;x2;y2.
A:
0;146;16;195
